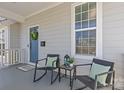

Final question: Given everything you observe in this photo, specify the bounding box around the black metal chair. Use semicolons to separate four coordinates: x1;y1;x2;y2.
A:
33;54;60;84
71;58;115;90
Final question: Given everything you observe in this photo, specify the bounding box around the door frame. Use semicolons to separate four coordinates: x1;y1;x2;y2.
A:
28;24;40;64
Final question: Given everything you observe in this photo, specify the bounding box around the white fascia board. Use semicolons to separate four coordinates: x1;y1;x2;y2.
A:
0;8;25;23
25;2;63;19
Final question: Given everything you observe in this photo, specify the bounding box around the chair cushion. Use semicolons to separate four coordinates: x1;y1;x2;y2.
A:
46;57;57;67
89;62;111;86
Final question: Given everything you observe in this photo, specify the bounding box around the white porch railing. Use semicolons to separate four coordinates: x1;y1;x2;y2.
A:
0;49;25;68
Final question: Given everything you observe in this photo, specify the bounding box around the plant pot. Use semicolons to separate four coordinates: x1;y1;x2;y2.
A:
70;64;73;67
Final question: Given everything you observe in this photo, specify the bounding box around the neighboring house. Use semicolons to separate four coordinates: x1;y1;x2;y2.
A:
0;2;123;88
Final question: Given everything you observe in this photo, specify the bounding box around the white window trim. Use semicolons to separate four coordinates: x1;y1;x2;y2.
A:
0;26;9;49
71;2;103;60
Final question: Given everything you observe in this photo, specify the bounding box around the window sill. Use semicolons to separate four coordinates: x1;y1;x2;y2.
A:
74;54;95;60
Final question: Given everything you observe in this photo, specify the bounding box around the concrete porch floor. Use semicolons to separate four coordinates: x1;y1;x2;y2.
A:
0;63;112;90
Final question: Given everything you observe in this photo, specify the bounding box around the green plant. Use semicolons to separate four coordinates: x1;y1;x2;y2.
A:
31;32;38;40
69;57;74;64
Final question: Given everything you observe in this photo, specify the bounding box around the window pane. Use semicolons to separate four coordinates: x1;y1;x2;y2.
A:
89;47;96;55
75;5;81;14
89;2;96;10
75;22;81;29
89;30;96;39
76;32;81;46
82;39;88;46
82;47;88;54
82;31;88;38
82;3;88;12
89;19;96;27
82;12;88;20
76;32;81;39
75;14;81;22
89;9;96;19
76;47;81;54
82;21;88;28
89;39;96;46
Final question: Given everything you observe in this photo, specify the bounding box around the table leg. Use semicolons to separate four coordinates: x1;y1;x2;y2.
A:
70;70;71;87
74;66;76;80
65;69;67;77
59;68;61;82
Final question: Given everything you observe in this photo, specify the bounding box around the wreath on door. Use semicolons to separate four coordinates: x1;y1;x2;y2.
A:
31;32;38;40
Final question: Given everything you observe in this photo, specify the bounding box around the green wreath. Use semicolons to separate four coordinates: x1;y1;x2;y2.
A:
31;32;38;40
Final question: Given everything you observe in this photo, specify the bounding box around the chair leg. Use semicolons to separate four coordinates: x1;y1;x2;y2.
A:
51;69;59;84
112;71;115;90
33;69;47;82
59;68;61;82
33;66;37;82
51;70;53;84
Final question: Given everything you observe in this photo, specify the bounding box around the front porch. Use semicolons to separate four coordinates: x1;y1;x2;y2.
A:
0;2;123;90
0;63;112;90
0;63;82;90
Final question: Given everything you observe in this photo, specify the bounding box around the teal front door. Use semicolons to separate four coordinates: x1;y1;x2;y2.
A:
30;26;39;63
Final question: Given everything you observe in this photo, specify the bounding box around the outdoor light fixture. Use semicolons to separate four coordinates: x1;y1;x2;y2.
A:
0;16;7;24
40;41;45;47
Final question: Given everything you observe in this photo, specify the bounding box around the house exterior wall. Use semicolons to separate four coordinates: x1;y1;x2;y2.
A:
19;2;124;85
20;3;71;63
103;2;124;84
9;23;21;49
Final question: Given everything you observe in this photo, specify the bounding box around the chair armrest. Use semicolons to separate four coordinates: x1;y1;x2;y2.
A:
37;58;47;61
35;58;47;69
94;70;115;89
36;58;47;64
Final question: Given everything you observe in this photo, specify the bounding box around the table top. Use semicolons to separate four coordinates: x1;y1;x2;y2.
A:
59;64;75;70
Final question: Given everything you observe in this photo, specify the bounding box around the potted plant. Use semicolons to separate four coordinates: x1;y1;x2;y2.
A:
69;57;74;67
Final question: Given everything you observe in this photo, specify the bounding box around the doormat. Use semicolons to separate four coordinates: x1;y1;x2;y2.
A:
17;64;35;72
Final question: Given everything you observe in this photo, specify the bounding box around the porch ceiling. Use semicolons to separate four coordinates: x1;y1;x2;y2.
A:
0;16;16;26
0;2;62;22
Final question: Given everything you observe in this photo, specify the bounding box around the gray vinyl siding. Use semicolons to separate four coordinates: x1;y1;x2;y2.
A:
20;3;71;63
9;23;21;49
103;2;124;83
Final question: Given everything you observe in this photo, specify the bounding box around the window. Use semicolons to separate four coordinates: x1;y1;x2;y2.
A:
0;29;5;56
75;2;96;56
0;30;5;42
0;43;5;56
